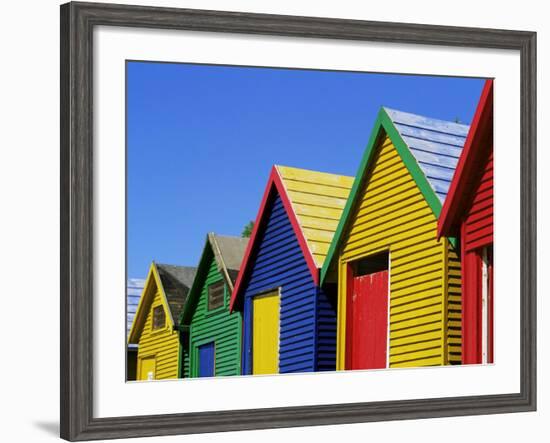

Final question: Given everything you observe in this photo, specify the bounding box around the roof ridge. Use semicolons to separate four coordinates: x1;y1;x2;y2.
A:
383;106;470;130
275;164;354;179
208;232;235;292
156;263;196;269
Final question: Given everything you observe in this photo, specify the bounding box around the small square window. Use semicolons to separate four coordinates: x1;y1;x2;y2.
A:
208;281;225;310
152;305;166;330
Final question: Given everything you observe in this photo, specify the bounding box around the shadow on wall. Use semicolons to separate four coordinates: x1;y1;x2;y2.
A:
32;421;59;437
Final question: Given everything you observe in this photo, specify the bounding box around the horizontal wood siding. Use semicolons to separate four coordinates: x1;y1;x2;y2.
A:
315;285;337;371
184;255;242;377
340;135;449;368
462;146;493;364
242;193;318;374
447;242;462;364
464;150;493;252
137;288;179;380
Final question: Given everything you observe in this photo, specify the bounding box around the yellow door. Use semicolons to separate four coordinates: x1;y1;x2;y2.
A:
252;291;280;375
138;356;156;381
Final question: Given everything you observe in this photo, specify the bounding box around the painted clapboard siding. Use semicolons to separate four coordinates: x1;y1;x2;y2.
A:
437;80;494;365
136;288;180;380
181;255;242;378
338;135;458;369
463;151;493;252
277;166;351;371
242;193;319;374
129;263;195;381
446;242;462;364
315;285;338;371
461;150;493;365
234;166;351;375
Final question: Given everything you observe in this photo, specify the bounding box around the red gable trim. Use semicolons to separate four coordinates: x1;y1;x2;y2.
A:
229;166;319;312
438;79;494;238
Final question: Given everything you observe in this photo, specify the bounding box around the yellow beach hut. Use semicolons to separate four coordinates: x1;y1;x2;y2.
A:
128;262;196;380
321;107;470;370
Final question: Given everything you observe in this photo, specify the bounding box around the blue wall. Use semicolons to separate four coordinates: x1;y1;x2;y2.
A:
315;284;337;371
240;191;336;374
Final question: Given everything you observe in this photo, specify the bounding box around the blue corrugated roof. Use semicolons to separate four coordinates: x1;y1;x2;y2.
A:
127;278;145;339
384;107;470;203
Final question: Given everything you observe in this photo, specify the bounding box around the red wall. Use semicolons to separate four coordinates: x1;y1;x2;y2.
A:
461;149;493;364
463;150;493;253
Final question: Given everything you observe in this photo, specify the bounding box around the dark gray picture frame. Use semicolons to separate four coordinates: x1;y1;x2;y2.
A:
60;1;537;441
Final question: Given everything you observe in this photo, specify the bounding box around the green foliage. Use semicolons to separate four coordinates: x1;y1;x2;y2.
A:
241;221;254;238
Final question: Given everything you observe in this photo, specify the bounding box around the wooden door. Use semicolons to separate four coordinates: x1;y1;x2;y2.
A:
348;270;389;370
252;291;280;375
487;249;494;363
482;246;494;364
138;356;156;381
198;342;215;377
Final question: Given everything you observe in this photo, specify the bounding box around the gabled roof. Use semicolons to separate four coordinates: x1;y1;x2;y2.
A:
156;264;197;324
320;107;470;284
438;79;494;238
384;108;469;203
229;165;353;311
210;233;249;285
128;262;196;344
180;233;248;325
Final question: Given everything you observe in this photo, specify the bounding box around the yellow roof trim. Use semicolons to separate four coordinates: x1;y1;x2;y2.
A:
127;262;175;344
276;165;354;268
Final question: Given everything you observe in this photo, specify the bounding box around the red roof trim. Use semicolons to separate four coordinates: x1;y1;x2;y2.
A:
273;167;319;285
229;166;319;312
438;79;494;238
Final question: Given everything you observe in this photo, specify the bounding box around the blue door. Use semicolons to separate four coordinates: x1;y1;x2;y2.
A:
198;342;215;377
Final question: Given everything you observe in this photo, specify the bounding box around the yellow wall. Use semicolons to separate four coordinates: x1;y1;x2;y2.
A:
136;290;180;380
446;242;462;364
337;135;460;369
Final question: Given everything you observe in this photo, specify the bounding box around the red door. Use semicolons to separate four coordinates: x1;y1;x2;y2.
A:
462;246;494;364
347;270;389;370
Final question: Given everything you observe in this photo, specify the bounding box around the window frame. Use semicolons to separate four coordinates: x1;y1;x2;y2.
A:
151;303;166;331
207;280;225;311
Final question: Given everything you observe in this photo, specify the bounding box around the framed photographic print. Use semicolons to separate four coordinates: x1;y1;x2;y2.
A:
60;1;537;441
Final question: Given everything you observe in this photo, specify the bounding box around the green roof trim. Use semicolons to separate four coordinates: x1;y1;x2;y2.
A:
177;238;213;378
320;107;454;284
179;238;214;326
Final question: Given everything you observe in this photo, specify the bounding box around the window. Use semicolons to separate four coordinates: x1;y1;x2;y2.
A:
208;281;225;310
152;305;166;330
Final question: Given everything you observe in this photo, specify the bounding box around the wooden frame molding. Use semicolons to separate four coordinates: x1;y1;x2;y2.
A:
60;2;536;440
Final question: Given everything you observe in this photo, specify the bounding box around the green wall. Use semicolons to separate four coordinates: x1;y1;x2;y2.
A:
181;251;242;377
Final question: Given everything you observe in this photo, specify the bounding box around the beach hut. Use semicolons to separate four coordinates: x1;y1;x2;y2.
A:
178;234;248;378
321;107;470;370
438;80;494;365
128;263;196;380
229;165;354;375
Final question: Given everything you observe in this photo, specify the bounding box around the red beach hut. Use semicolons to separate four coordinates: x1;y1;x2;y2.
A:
438;79;494;365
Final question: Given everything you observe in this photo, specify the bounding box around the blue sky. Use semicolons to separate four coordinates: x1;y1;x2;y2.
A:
127;61;485;279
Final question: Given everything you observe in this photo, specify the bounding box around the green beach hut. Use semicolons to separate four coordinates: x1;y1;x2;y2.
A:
178;233;248;378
